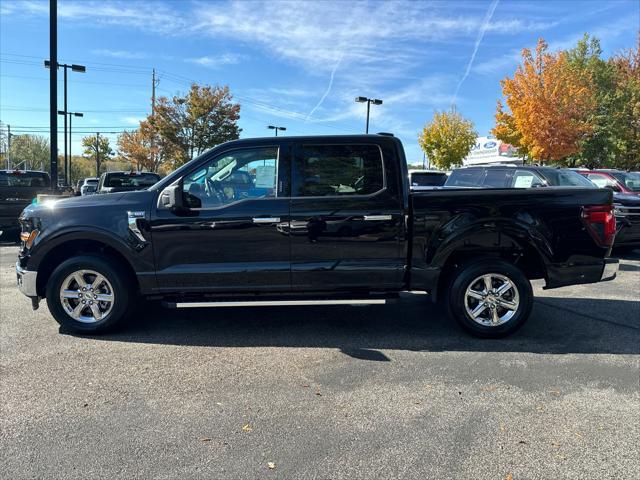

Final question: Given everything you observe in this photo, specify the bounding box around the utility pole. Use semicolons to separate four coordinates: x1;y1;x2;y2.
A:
6;124;11;170
152;68;158;115
63;65;67;185
149;68;160;172
49;0;58;190
95;132;100;177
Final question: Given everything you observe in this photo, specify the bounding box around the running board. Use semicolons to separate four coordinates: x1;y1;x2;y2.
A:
168;299;387;309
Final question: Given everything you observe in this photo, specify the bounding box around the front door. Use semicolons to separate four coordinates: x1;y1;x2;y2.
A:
289;142;406;292
150;145;291;293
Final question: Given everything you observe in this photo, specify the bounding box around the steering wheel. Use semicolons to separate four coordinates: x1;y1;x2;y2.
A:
204;177;226;204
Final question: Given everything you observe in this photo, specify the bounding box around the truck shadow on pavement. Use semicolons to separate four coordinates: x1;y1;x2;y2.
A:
80;296;640;357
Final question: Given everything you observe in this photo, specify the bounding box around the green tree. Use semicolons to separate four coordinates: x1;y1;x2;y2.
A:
418;109;477;169
7;134;50;170
82;135;114;176
154;84;241;168
565;34;620;168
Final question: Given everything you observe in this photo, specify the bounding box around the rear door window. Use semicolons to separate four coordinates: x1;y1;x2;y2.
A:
293;144;384;197
512;170;545;188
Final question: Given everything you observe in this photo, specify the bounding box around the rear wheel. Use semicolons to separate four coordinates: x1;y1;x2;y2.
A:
446;260;533;338
46;255;134;333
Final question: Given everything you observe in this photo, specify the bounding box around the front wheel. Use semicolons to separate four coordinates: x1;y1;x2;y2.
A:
46;255;134;334
446;260;533;338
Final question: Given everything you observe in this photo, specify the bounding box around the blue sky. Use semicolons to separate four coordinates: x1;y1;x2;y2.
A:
1;0;638;164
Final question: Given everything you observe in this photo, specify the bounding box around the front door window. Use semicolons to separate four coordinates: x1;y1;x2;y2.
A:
183;147;279;208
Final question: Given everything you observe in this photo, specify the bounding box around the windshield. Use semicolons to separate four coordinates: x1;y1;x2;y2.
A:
0;171;50;187
610;171;640;192
542;169;596;187
103;173;160;188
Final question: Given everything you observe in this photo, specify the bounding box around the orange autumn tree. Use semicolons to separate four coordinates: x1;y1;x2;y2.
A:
494;38;595;163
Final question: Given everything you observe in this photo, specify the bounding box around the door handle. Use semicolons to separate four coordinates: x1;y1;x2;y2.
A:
363;215;392;221
252;217;281;224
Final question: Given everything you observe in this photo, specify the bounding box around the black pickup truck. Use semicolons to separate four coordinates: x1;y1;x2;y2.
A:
1;170;51;239
16;135;618;338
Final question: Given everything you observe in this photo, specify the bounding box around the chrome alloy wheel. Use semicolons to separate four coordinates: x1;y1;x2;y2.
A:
464;273;520;327
59;269;115;323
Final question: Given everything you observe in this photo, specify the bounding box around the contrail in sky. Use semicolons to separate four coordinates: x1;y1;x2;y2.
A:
306;53;344;121
452;0;499;107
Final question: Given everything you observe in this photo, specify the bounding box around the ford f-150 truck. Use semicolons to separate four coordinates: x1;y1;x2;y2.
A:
16;135;618;338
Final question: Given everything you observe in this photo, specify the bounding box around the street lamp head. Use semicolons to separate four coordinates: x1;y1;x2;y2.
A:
277;127;286;131
73;112;84;117
268;125;276;129
71;64;86;73
371;99;383;105
355;96;368;103
57;110;66;115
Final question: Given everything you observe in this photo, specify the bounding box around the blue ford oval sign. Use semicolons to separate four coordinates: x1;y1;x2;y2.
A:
483;141;497;149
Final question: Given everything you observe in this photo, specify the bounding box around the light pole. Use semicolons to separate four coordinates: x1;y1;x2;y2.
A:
58;111;83;183
45;60;85;186
355;96;382;134
267;125;286;137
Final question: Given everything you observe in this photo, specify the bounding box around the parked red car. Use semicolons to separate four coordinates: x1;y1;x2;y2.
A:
578;169;640;250
577;169;640;195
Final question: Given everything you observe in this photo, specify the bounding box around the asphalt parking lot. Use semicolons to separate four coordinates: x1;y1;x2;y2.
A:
0;244;638;479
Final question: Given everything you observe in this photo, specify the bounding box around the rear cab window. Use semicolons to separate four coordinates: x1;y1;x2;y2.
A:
293;144;384;197
0;171;51;188
103;172;160;188
445;169;484;187
411;172;447;187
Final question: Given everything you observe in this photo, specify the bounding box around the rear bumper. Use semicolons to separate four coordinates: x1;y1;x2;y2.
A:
545;258;618;289
16;261;38;297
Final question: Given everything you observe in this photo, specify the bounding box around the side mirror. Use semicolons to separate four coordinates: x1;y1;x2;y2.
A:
159;183;184;210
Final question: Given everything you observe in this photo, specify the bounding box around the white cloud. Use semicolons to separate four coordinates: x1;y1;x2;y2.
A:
92;49;148;60
452;0;500;106
121;116;144;126
185;54;244;68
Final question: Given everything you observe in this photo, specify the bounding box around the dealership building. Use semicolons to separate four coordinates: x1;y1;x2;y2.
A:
463;136;524;166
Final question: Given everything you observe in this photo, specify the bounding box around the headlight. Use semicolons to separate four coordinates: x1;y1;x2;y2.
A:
19;217;41;249
20;229;40;248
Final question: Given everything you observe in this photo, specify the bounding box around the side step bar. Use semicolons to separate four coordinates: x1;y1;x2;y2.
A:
168;299;387;309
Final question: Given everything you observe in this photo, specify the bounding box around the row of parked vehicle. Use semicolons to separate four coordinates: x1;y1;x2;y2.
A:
1;170;161;238
409;166;640;250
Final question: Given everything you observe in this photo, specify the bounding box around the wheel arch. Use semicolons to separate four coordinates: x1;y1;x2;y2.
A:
430;226;548;302
34;234;139;298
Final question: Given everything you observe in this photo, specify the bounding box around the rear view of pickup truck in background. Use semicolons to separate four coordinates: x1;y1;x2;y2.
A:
15;135;618;338
0;170;51;239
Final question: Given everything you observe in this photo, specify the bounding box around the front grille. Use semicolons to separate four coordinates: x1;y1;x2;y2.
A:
613;203;640;218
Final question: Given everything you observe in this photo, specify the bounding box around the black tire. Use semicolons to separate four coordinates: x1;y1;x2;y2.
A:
446;260;533;338
45;254;134;334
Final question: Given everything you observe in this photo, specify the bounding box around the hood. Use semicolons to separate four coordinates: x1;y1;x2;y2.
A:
613;192;640;206
21;189;153;220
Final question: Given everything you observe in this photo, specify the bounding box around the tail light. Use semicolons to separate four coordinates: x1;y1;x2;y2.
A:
581;204;616;247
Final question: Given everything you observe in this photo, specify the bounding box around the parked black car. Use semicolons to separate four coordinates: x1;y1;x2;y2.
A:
16;135;617;338
96;171;161;194
0;170;51;238
409;170;448;189
446;165;639;250
445;165;595;189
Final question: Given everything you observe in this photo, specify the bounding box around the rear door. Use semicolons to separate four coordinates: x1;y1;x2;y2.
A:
289;141;405;291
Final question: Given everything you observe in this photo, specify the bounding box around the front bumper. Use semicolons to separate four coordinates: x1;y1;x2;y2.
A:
16;261;38;297
600;258;618;282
